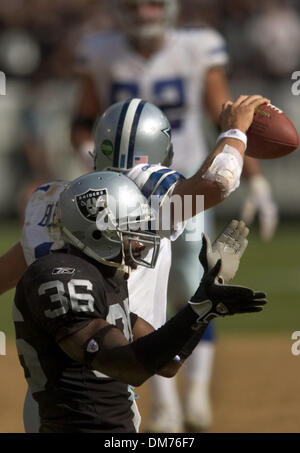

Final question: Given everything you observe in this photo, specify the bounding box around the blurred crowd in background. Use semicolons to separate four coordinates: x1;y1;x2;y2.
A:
0;0;299;219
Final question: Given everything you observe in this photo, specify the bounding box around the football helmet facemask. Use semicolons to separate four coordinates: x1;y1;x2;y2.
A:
93;98;173;171
114;0;179;42
59;171;160;275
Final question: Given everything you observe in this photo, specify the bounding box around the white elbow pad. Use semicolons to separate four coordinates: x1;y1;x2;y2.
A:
202;145;243;197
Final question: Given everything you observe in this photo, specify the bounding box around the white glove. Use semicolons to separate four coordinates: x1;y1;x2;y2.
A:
200;219;249;284
241;175;278;241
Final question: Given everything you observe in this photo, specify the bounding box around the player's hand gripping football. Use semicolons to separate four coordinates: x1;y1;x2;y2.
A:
199;219;249;284
220;95;270;134
188;221;267;324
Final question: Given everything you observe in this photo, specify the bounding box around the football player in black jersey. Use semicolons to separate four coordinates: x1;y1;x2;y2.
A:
14;171;267;433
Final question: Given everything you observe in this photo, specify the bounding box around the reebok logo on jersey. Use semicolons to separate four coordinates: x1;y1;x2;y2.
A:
86;339;99;354
52;267;75;275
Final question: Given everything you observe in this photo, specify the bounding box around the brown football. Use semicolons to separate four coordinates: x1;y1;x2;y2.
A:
246;104;299;159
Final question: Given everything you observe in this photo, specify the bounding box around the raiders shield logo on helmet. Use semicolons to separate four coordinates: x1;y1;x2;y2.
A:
76;188;107;222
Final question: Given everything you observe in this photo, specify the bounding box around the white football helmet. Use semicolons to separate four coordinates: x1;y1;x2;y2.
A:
59;171;160;274
93;98;173;171
114;0;179;41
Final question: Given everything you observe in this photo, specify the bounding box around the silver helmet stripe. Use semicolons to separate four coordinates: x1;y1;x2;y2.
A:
127;99;147;168
118;98;144;169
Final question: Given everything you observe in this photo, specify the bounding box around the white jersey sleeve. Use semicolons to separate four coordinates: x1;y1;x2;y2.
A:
184;27;228;72
126;164;184;201
126;164;185;240
21;181;67;265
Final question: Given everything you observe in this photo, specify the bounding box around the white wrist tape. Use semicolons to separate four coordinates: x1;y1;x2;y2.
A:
202;144;244;198
217;129;247;149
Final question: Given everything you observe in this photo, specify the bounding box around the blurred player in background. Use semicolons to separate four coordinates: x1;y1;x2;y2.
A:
71;0;278;432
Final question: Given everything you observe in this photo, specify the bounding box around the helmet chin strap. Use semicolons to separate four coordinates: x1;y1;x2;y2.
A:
84;244;130;279
114;240;131;280
62;227;130;278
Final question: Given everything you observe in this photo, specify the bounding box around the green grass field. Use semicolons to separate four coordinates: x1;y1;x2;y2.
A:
217;220;300;335
0;220;299;337
0;222;22;338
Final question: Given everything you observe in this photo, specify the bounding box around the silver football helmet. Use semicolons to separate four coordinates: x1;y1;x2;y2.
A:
114;0;179;42
93;98;173;171
59;171;160;274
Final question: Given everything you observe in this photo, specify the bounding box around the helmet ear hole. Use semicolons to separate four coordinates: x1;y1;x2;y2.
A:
92;230;102;240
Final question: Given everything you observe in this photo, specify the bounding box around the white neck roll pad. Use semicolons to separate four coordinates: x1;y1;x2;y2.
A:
202;145;244;198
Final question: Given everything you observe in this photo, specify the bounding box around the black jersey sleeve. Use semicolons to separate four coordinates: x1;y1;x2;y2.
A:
20;253;108;342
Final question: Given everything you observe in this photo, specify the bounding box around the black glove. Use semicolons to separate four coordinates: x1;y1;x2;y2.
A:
199;219;249;284
189;259;267;324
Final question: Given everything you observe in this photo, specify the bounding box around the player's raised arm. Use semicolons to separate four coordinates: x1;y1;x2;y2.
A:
171;95;270;220
204;67;278;241
0;242;27;295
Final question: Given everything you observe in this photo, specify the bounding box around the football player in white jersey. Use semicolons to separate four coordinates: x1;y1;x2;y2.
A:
71;0;278;432
1;93;269;432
